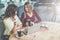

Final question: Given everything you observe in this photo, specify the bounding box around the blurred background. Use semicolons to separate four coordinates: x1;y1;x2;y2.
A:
0;0;60;22
0;0;60;40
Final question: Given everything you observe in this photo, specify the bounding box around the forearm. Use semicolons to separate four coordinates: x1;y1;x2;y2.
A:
34;20;41;23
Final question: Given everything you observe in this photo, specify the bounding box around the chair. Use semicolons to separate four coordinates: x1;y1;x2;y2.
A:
0;16;5;40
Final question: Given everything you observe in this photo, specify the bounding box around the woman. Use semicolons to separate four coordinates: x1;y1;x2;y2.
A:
20;2;41;26
3;4;22;40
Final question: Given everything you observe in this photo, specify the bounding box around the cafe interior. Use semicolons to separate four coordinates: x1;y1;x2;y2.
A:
0;0;60;40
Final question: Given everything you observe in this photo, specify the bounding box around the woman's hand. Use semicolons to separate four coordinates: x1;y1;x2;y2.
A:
12;24;22;35
30;21;34;25
17;24;22;29
34;21;41;24
25;21;34;26
12;21;17;35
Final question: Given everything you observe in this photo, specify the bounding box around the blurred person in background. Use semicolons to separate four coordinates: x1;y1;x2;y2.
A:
20;2;41;27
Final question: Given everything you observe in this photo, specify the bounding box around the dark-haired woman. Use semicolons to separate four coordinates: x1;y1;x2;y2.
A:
3;4;22;40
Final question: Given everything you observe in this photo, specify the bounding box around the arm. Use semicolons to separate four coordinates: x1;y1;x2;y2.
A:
3;16;22;35
34;10;41;23
15;15;22;29
12;15;22;34
20;13;24;23
20;12;26;26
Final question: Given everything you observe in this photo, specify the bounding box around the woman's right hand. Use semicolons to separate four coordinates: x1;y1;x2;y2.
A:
12;20;17;35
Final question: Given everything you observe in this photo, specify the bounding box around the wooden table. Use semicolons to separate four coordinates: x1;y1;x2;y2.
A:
9;22;60;40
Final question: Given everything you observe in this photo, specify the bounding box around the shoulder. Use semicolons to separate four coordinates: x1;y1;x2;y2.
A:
3;18;11;24
14;15;18;18
33;10;36;12
33;10;37;15
3;18;10;22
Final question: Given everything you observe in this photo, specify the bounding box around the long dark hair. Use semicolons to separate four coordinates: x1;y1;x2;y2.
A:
4;4;18;18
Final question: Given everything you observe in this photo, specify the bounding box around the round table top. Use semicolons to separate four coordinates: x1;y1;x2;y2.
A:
9;21;60;40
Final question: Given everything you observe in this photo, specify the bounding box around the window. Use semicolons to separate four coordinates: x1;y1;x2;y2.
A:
16;0;19;2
